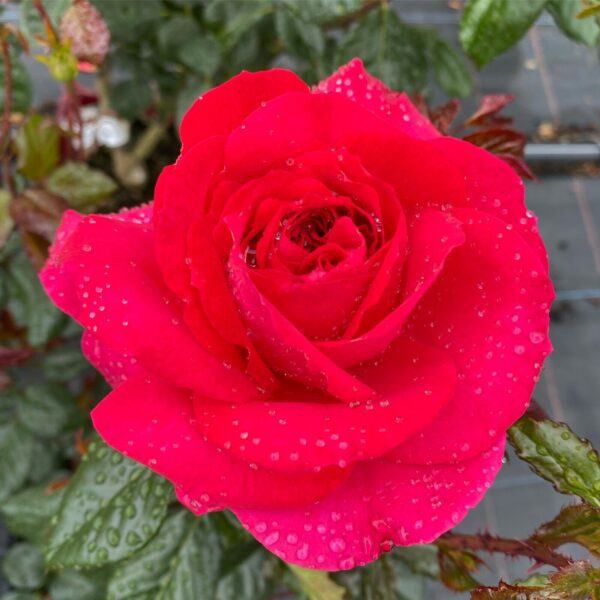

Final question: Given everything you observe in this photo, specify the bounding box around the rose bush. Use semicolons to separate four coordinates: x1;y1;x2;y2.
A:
40;58;553;571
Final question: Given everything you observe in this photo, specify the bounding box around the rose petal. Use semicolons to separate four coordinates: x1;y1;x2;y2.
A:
390;208;553;464
92;375;350;511
224;92;393;179
317;209;465;367
81;331;144;386
196;339;455;471
154;136;225;298
316;58;440;140
431;136;548;270
226;214;376;403
233;437;505;570
180;69;309;152
40;213;259;402
342;130;467;210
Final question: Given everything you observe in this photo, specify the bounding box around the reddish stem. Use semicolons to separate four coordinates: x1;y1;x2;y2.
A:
0;36;15;195
438;532;572;570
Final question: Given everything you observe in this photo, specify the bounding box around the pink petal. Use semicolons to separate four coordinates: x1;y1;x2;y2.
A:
81;331;145;386
196;339;455;471
226;216;375;403
40;213;259;403
342;130;467;210
234;437;505;570
390;208;553;464
224;92;392;179
154;136;226;298
318;209;465;367
92;375;350;511
180;69;309;153
315;58;440;140
431;137;548;269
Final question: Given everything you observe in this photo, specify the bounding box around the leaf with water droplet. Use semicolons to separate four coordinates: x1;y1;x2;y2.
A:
46;438;170;568
107;509;221;600
508;417;600;507
531;503;600;558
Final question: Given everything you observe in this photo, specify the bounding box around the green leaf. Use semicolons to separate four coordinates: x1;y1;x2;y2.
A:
1;482;66;544
27;439;62;484
275;8;326;59
437;548;481;592
176;77;210;127
429;36;473;98
532;503;600;557
284;0;363;24
47;162;118;209
14;114;61;181
92;0;163;43
0;188;13;248
508;417;600;507
49;568;109;600
107;509;221;600
46;439;171;569
395;545;440;579
0;51;32;114
335;553;425;600
5;249;67;347
177;34;222;78
216;552;275;600
547;0;600;46
0;420;35;502
41;342;90;382
1;543;45;591
459;0;548;68
18;383;78;437
154;516;222;600
336;8;429;93
549;561;600;599
0;593;40;600
288;564;346;600
108;79;154;121
157;16;202;59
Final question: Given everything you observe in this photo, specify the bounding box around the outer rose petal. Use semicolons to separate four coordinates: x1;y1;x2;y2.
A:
233;438;505;570
224;92;393;179
154;136;225;298
81;331;145;387
40;213;259;403
430;137;548;270
195;340;455;471
92;376;351;511
391;208;553;465
316;58;440;140
180;69;309;152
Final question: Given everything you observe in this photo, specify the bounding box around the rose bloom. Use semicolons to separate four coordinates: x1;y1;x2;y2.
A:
41;59;553;571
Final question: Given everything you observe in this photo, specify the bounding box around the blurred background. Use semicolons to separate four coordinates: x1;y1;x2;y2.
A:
1;1;599;598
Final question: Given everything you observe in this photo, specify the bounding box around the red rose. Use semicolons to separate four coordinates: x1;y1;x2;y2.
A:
41;59;553;570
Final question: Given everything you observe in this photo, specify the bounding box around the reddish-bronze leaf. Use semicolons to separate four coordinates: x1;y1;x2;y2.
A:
464;94;515;128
